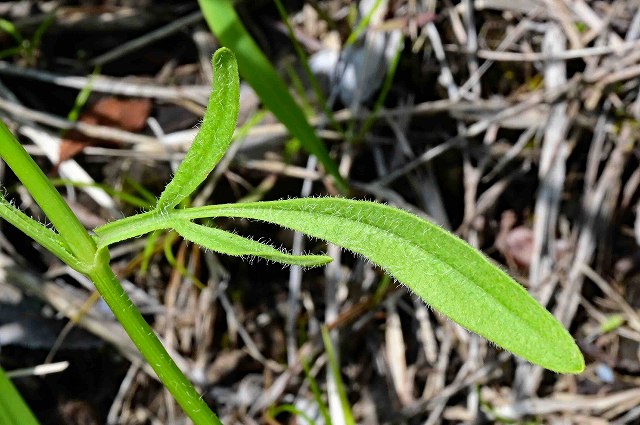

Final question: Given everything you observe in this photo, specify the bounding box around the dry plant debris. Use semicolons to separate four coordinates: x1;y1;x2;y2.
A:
1;0;640;424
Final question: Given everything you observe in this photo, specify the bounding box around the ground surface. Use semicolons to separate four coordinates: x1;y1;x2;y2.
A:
1;1;640;424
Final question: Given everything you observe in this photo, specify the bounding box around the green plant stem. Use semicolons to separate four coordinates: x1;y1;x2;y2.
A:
88;255;222;425
0;121;95;266
0;121;221;424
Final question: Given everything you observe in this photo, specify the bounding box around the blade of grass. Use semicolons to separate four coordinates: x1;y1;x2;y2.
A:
66;66;100;124
352;37;403;144
322;326;355;425
30;14;55;55
267;404;317;425
273;0;344;134
344;0;385;48
50;179;153;209
125;175;158;206
0;364;40;425
162;230;206;289
140;229;163;274
0;19;23;45
198;0;348;193
302;356;332;425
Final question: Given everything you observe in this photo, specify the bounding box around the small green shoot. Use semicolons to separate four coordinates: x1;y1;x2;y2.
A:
0;46;584;425
0;15;54;64
344;0;385;48
266;404;317;425
322;326;355;425
273;0;344;135
600;314;624;334
302;356;332;424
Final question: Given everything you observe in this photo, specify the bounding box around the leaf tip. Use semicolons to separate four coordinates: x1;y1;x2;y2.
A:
561;344;585;374
212;46;236;67
538;337;585;374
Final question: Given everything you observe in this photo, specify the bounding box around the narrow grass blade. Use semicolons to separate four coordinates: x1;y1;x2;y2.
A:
273;0;343;134
162;230;206;289
175;198;584;373
353;37;403;144
0;19;23;44
51;179;153;209
0;364;40;425
156;47;239;210
322;326;355;425
267;405;317;425
344;0;385;47
170;219;332;268
301;357;331;424
198;0;348;192
66;66;100;124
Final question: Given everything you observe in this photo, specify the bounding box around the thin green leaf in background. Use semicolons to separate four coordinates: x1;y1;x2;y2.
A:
322;326;355;425
0;364;40;425
198;0;348;192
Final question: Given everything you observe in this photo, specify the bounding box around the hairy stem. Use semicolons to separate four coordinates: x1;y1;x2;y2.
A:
88;252;222;425
0;121;95;266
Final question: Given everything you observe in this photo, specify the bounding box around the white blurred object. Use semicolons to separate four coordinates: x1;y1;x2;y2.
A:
595;362;615;384
309;0;402;107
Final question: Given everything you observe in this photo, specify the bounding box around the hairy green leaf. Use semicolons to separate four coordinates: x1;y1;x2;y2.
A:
198;0;348;192
94;197;584;373
0;194;84;271
0;121;96;264
184;198;584;373
170;219;332;267
156;47;239;211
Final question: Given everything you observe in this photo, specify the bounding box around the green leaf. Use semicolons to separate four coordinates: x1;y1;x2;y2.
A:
170;219;332;268
0;19;23;44
322;326;355;425
94;197;584;373
156;47;240;211
198;0;348;192
183;198;585;373
0;121;96;265
0;190;85;272
0;364;40;425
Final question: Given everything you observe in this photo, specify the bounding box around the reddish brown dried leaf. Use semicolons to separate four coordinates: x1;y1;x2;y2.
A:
59;97;152;163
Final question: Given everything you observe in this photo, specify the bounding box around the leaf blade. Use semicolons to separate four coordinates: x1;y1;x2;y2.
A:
170;219;332;268
156;47;240;210
177;198;584;373
198;0;348;192
94;197;585;373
